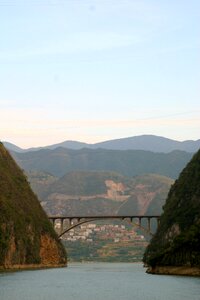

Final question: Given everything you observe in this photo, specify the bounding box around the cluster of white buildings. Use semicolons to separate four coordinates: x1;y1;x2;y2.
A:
60;223;145;243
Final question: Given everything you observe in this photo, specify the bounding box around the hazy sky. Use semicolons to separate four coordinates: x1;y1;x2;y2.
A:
0;0;200;148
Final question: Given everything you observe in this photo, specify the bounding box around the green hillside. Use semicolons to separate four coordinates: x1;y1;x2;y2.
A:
27;170;173;217
143;149;200;275
118;174;173;215
0;143;67;270
25;170;58;198
47;171;127;196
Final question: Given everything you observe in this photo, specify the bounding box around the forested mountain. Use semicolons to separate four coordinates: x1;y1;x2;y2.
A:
143;149;200;276
0;142;67;270
11;147;192;179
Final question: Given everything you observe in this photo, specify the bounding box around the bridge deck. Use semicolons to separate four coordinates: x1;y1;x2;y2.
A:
48;215;160;219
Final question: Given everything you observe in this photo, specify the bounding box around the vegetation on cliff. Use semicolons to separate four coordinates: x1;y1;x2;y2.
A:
0;143;67;269
143;149;200;270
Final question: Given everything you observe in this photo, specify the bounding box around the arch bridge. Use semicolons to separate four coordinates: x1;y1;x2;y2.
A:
48;215;160;238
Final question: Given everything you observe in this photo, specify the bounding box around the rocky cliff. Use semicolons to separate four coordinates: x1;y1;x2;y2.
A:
0;143;67;270
143;149;200;276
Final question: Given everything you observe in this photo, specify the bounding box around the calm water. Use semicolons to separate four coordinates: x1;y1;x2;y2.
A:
0;263;200;300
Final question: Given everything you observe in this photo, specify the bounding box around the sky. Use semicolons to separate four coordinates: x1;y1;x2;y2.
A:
0;0;200;148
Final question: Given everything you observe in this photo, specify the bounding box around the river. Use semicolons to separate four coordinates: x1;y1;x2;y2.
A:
0;263;200;300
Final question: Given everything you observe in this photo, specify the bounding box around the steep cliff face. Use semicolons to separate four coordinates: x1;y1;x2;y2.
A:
0;143;67;270
143;149;200;275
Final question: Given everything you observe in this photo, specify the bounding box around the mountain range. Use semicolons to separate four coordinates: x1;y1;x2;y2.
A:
10;147;193;179
3;135;200;153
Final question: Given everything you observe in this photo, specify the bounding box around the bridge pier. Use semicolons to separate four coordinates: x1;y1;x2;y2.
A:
51;218;56;227
147;217;151;232
60;219;64;235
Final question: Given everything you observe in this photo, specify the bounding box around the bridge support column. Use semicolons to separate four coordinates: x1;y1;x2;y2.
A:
51;218;56;228
147;217;151;232
60;219;64;235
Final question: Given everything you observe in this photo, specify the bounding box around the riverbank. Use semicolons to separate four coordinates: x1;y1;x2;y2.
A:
146;265;200;276
0;263;67;272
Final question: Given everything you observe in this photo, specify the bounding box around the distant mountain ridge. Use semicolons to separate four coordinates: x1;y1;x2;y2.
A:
3;135;200;153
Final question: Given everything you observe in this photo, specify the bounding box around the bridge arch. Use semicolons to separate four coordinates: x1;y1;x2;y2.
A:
48;215;160;239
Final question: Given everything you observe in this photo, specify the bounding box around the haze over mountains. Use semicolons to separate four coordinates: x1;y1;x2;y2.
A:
4;135;200;153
